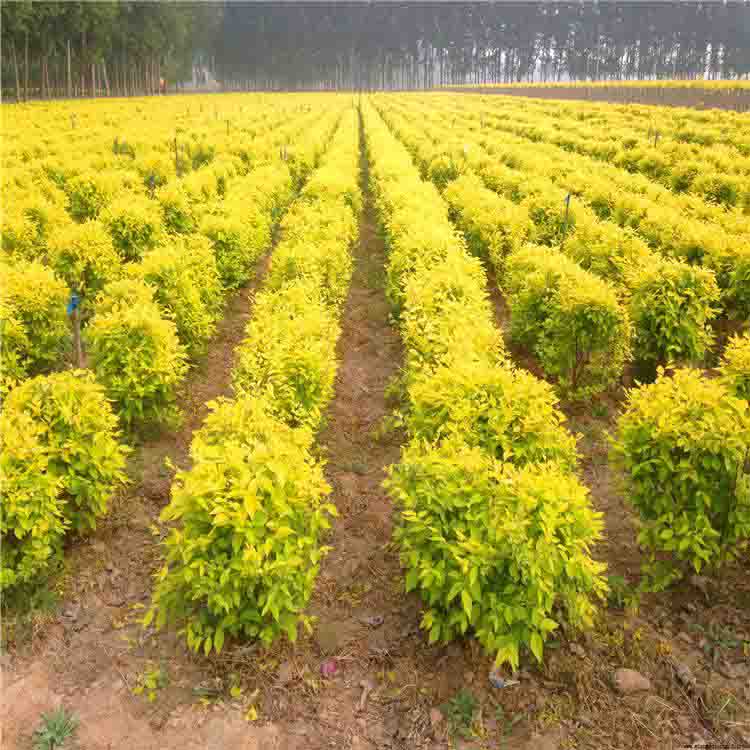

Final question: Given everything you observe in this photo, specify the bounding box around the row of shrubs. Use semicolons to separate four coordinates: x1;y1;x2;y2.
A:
0;108;343;594
442;173;719;387
375;100;750;593
3;98;324;260
376;102;723;391
0;109;342;425
439;97;750;316
473;97;750;210
3;104;333;274
612;359;750;591
0;370;130;591
363;100;607;671
145;108;362;656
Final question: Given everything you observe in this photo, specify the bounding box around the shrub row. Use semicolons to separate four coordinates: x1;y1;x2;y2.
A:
381;98;750;588
612;368;750;590
376;102;722;374
0;102;338;407
453;96;750;233
0;370;129;591
83;110;347;430
445;99;750;314
147;108;361;656
3;97;322;254
473;99;750;210
363;101;606;671
0;101;346;598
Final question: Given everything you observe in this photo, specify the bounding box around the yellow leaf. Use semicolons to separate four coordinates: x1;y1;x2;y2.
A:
245;705;258;722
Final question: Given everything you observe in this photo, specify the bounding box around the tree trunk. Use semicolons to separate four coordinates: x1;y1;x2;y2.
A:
80;32;86;96
44;55;50;98
11;40;22;102
67;39;72;98
102;61;110;96
24;30;29;100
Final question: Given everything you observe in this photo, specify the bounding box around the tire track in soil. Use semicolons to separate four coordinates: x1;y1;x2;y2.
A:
1;249;277;750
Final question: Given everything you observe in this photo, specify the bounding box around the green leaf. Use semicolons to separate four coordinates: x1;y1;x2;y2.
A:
530;633;544;663
429;623;441;643
214;628;225;654
461;590;472;620
405;568;419;592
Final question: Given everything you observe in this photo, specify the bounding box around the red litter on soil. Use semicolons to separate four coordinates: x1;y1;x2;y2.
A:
320;659;338;678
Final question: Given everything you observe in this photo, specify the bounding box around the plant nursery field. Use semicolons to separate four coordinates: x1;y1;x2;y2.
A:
2;91;750;750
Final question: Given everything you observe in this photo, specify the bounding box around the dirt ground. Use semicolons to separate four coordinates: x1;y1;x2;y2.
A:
5;125;750;750
444;85;750;111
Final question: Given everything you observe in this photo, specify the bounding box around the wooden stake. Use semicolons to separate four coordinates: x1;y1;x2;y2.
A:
68;293;83;368
72;307;83;368
562;193;572;240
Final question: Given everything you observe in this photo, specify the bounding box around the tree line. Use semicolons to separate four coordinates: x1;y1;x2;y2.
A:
1;2;218;100
3;2;750;99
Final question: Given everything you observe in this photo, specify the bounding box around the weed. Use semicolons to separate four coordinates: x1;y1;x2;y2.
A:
132;662;169;703
705;686;741;726
592;622;626;661
494;704;523;745
591;401;610;419
372;411;402;441
383;374;407;407
33;707;78;750
337;581;372;607
689;623;748;664
607;574;640;611
441;689;478;740
341;460;368;475
362;259;385;290
1;583;61;650
537;694;574;728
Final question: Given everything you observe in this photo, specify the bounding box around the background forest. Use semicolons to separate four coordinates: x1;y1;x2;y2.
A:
2;1;750;98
